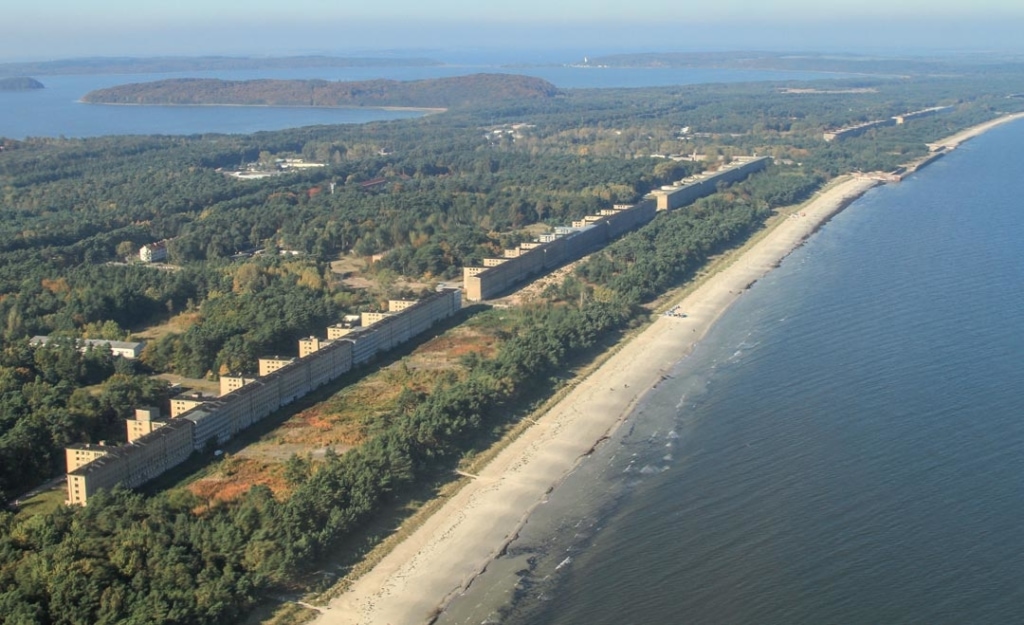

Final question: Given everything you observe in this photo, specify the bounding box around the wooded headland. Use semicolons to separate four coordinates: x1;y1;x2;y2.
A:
81;74;558;109
0;77;44;91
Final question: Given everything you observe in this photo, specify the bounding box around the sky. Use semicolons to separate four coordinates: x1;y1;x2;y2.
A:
3;0;1024;61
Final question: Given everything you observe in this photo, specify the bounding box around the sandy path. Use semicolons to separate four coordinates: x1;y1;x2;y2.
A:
314;177;880;625
313;112;1024;625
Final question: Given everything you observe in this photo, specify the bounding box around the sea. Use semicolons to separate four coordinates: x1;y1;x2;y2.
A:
8;53;1022;625
0;58;834;139
436;120;1024;624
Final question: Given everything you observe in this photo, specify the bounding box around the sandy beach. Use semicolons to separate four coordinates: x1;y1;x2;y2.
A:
315;176;877;625
927;111;1024;149
312;113;1022;625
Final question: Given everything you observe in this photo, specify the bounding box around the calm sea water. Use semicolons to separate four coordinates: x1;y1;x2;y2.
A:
439;121;1024;625
0;62;834;139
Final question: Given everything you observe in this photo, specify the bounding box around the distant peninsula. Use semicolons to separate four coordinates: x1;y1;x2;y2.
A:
576;51;968;76
81;74;559;109
0;77;44;91
0;55;443;76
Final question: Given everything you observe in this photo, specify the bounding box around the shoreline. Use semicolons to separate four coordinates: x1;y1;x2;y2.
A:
927;111;1024;150
310;113;1022;625
77;100;446;114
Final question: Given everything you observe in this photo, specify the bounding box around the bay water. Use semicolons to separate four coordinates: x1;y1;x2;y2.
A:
0;61;834;139
439;120;1024;625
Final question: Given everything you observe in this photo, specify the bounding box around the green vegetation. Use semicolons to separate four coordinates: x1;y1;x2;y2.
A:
0;337;168;498
0;77;44;91
82;74;558;109
0;300;631;624
576;167;822;304
2;57;1024;623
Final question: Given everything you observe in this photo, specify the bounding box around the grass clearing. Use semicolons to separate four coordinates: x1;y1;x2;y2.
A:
13;488;66;520
180;309;503;507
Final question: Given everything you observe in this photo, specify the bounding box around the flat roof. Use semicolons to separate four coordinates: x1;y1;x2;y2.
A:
30;336;144;350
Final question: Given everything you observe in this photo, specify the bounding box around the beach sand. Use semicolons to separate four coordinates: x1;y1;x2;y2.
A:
314;176;878;625
928;111;1024;149
312;114;1022;625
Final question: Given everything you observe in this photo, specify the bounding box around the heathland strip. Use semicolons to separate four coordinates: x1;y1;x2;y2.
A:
313;176;880;625
313;114;1023;625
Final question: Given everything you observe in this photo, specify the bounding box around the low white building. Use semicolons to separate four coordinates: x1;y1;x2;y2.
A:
30;336;145;359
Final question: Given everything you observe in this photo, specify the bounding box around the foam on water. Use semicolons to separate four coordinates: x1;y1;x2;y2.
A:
438;119;1024;625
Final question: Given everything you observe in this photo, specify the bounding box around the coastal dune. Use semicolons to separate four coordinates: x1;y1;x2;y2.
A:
315;176;881;625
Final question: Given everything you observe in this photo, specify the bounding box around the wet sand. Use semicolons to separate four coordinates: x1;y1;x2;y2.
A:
314;176;878;625
312;113;1023;625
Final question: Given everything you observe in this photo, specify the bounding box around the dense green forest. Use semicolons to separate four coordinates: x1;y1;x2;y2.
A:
2;63;1024;623
0;298;634;624
82;74;559;108
0;78;44;91
575;166;823;304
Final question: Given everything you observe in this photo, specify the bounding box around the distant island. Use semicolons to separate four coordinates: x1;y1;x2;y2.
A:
81;73;559;109
0;77;44;91
0;55;443;76
575;51;984;76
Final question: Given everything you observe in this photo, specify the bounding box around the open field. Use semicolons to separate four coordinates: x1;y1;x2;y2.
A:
183;321;502;505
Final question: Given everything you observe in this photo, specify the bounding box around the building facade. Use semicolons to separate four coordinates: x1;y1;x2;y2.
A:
463;157;770;302
30;336;145;359
65;289;463;505
258;356;296;377
139;241;168;263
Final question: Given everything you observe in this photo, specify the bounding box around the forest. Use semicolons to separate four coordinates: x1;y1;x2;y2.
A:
2;65;1024;623
0;78;44;91
81;74;559;109
0;298;635;624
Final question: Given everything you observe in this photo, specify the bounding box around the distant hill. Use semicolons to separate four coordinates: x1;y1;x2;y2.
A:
0;55;443;76
81;74;559;109
0;77;44;91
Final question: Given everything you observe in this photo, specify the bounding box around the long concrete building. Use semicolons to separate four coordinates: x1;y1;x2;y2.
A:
66;288;462;505
825;105;954;141
463;209;643;302
463;156;771;301
823;118;895;142
67;418;194;505
651;156;770;211
893;106;953;124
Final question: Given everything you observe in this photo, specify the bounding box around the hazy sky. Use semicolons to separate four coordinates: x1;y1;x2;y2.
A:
12;0;1024;21
3;0;1024;60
